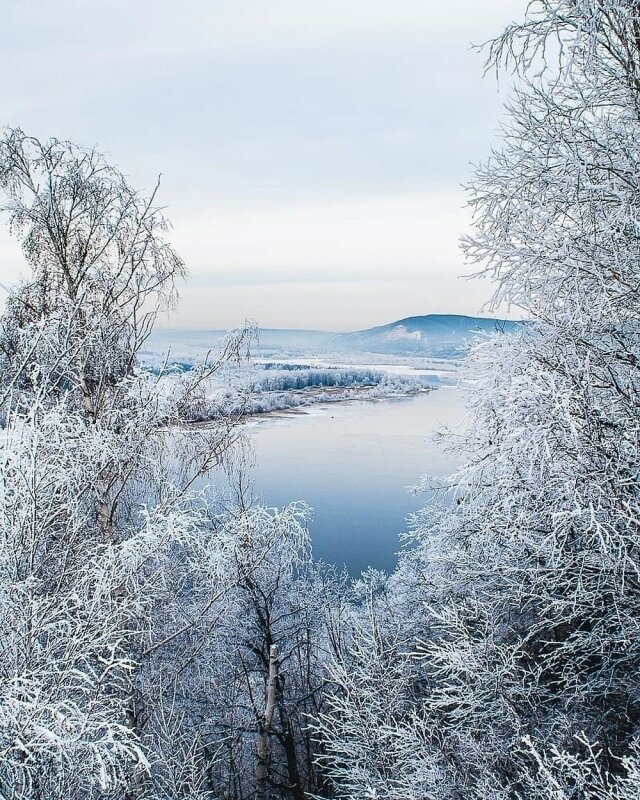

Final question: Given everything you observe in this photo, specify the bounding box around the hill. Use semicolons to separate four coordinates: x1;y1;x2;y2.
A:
143;315;521;364
330;314;521;357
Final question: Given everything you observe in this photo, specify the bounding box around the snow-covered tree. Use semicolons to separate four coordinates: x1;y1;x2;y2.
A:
0;129;251;798
0;402;138;798
317;3;640;798
314;571;451;800
181;503;334;800
418;2;640;796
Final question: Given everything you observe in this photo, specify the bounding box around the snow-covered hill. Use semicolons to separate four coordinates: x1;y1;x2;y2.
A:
144;315;521;364
329;314;521;357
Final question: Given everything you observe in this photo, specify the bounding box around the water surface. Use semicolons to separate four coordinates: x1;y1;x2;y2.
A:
242;388;466;574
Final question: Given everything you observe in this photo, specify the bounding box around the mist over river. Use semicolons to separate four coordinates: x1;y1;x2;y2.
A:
235;387;466;574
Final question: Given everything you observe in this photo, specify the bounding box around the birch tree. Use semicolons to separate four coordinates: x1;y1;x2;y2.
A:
0;129;251;798
189;503;332;800
314;574;450;800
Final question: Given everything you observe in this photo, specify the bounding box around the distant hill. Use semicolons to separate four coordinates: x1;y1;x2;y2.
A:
143;315;521;364
330;314;521;357
143;327;335;362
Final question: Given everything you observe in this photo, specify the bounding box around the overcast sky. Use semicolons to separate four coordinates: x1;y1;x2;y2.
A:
0;0;524;331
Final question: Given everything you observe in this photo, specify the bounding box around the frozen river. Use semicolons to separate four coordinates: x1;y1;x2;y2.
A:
241;387;466;574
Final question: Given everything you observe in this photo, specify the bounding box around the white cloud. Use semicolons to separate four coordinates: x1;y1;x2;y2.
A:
172;190;468;279
159;190;498;329
0;0;524;328
3;0;522;61
167;274;496;331
0;189;494;330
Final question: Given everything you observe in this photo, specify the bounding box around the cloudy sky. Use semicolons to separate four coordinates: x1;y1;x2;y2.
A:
0;0;523;331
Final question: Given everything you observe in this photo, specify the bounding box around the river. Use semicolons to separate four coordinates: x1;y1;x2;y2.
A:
236;387;466;574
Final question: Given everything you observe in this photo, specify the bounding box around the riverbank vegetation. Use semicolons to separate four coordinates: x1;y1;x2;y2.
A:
180;364;432;419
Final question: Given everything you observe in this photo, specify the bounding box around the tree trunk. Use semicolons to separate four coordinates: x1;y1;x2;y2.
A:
256;645;278;800
277;701;305;800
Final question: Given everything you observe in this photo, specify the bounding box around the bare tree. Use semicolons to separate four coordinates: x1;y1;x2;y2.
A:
0;129;252;799
256;645;279;800
317;3;640;798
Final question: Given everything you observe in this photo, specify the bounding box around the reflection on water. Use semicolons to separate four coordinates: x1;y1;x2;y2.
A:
240;388;466;575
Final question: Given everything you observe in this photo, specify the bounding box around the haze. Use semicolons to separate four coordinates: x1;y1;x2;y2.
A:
0;0;523;331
